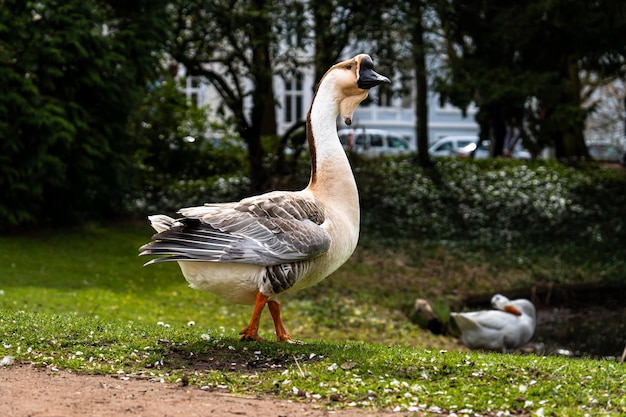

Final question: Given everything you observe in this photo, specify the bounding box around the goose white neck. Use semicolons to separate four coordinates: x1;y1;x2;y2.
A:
306;80;355;189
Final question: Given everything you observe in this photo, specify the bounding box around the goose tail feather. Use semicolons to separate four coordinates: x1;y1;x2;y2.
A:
148;215;178;233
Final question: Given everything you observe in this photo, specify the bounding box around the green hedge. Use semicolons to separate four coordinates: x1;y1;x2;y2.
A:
354;157;625;251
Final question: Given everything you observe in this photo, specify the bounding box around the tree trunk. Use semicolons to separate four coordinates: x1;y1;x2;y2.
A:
312;0;343;84
561;57;589;158
246;0;277;192
548;56;589;159
411;0;431;167
489;103;506;157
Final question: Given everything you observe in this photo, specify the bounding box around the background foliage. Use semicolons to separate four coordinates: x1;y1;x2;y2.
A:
355;158;626;251
435;0;626;158
1;1;625;230
0;0;169;227
127;74;249;214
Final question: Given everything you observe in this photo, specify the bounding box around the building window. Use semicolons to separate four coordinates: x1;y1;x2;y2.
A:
185;76;202;107
284;74;303;124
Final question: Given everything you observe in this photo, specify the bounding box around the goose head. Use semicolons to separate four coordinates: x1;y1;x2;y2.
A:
491;294;511;311
318;54;390;126
492;294;536;320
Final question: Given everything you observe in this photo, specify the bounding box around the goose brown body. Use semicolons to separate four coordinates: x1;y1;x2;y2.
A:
139;54;389;342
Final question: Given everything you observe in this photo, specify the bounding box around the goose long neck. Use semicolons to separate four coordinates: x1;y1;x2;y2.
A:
306;83;355;192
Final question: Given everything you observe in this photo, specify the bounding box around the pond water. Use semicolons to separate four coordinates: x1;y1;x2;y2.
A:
534;306;626;359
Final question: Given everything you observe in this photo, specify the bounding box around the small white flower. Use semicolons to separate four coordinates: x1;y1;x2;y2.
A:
201;334;211;340
1;356;14;366
327;363;338;371
187;321;195;326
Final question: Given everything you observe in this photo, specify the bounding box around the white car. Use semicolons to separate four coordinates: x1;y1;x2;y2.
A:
428;136;478;157
338;128;412;157
431;136;531;159
459;140;532;159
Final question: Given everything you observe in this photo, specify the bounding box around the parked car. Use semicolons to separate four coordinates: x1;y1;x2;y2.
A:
456;139;531;159
338;128;412;157
431;136;531;159
428;135;478;157
455;140;489;158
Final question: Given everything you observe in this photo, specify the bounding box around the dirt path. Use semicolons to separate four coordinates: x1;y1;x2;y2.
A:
0;365;412;417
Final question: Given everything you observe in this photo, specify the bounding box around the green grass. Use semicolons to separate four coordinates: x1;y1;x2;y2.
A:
1;222;625;415
1;311;624;416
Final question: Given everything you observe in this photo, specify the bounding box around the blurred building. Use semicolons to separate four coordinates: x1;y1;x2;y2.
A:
180;59;479;149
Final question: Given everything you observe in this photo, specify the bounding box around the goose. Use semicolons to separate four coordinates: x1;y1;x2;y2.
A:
450;295;536;352
490;293;525;315
139;54;390;343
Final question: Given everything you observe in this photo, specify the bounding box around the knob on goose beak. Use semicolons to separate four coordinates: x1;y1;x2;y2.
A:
357;55;390;89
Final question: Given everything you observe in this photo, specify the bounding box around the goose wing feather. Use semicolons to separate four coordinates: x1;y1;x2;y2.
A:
453;311;514;331
139;191;331;266
469;311;516;330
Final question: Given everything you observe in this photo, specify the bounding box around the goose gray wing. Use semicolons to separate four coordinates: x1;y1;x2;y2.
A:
139;191;331;266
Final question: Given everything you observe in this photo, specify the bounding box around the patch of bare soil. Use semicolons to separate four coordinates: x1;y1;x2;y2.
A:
0;365;413;417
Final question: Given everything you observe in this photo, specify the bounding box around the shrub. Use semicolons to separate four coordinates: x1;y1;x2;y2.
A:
355;157;626;252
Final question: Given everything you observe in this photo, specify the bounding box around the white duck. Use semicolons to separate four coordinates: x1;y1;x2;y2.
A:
139;54;390;343
450;294;536;352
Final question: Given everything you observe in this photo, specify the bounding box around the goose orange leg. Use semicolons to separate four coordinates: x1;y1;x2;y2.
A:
268;300;302;344
239;292;269;342
267;300;290;342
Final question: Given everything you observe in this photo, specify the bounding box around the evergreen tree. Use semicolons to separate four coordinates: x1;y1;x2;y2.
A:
0;0;169;228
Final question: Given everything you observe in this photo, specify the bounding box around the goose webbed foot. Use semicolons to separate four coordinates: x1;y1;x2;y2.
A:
239;329;266;342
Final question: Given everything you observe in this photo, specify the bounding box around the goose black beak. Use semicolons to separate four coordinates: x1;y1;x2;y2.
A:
358;69;390;89
357;56;390;89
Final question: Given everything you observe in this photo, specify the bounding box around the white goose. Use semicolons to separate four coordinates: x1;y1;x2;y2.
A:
139;54;389;343
450;294;536;352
